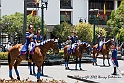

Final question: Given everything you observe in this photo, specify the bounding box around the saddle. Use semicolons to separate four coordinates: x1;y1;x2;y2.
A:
68;43;78;54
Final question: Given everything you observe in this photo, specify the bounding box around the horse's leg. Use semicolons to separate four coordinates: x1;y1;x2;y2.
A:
28;62;32;75
41;61;44;76
95;53;98;65
9;64;14;80
35;62;42;82
102;54;105;66
79;57;82;70
107;53;111;66
33;62;36;74
67;55;70;69
92;50;97;65
75;56;78;70
13;58;22;80
64;54;70;70
37;67;41;82
64;55;67;69
8;54;15;80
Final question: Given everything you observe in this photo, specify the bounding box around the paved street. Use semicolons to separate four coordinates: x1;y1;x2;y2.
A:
0;58;124;83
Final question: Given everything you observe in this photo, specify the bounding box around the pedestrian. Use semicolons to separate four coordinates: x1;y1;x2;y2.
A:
111;42;119;75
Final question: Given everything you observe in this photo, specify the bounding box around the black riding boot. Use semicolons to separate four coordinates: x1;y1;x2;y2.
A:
29;54;32;60
112;67;117;75
26;52;29;60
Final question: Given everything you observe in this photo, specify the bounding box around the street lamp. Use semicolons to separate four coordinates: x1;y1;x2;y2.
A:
40;0;48;41
89;9;99;45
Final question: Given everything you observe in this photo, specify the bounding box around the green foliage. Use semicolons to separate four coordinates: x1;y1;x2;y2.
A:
0;52;8;59
52;21;74;42
95;27;107;37
75;22;93;42
107;0;124;37
117;28;124;42
0;12;48;40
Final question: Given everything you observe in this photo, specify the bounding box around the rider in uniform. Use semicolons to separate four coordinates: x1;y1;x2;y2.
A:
20;24;34;60
34;28;43;45
111;42;119;75
69;32;79;54
98;30;104;51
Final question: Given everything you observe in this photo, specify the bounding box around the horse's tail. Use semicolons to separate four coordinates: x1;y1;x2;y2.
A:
8;52;11;64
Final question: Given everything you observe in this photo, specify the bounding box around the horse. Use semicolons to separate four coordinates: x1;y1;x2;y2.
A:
63;42;91;70
92;39;114;66
28;40;59;75
8;39;59;81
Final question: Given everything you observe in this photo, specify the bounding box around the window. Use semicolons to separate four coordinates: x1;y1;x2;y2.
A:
89;1;114;10
118;1;121;7
27;0;39;8
60;11;71;24
60;0;72;9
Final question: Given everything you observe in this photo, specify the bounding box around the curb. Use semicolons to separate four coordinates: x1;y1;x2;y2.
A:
0;59;92;66
67;75;99;83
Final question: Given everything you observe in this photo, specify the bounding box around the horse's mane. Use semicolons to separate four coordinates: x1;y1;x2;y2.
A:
38;39;53;46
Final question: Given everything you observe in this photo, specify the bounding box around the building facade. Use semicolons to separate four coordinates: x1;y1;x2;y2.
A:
0;0;122;42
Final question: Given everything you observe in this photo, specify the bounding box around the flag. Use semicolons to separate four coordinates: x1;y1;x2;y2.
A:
103;3;106;21
65;12;68;20
34;0;37;4
34;0;40;4
31;10;35;16
97;12;100;18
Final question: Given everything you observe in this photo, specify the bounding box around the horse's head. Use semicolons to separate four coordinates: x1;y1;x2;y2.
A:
50;39;59;55
105;39;114;48
79;42;91;55
38;39;59;55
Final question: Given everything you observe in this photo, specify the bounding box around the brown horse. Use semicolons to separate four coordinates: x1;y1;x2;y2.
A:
92;39;114;66
8;39;59;81
64;42;91;70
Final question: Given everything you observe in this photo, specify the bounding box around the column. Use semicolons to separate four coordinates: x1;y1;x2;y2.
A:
114;0;118;10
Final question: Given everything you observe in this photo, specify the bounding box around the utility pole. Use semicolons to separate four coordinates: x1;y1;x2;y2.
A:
23;0;27;44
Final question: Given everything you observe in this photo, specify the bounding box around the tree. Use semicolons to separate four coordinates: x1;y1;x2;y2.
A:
107;0;124;37
116;27;124;43
0;12;48;44
75;22;93;42
52;22;74;42
95;27;107;37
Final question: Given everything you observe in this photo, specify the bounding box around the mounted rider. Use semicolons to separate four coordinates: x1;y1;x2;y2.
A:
97;30;105;51
68;32;79;54
34;28;43;45
20;24;35;60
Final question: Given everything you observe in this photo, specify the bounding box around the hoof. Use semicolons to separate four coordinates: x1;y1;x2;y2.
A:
65;67;69;70
37;79;41;82
109;64;111;66
10;76;14;80
92;63;94;65
17;76;20;80
80;68;82;70
40;73;44;76
75;69;78;70
30;72;32;75
103;64;105;66
33;72;36;75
